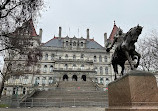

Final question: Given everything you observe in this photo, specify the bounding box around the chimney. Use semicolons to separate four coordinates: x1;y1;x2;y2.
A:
59;27;62;37
39;28;42;42
104;33;107;47
87;29;89;39
39;28;42;37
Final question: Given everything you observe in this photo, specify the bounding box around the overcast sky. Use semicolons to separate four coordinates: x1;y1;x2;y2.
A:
36;0;158;46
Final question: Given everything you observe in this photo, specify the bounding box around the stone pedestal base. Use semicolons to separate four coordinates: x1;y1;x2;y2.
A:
105;70;158;111
106;107;158;111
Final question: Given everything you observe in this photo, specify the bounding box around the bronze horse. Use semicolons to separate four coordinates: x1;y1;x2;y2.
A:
110;25;143;80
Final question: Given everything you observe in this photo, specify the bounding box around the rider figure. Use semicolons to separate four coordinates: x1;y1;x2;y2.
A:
106;28;124;52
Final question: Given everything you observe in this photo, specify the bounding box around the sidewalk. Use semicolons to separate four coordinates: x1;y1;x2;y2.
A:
0;107;105;111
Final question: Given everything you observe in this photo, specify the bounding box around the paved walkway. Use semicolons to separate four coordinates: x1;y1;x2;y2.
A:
0;107;105;111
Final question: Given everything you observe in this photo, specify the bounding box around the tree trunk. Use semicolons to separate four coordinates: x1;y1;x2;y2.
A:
0;77;5;99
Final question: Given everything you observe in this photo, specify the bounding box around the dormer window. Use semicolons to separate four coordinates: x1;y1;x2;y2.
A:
81;42;83;46
66;41;68;46
73;42;76;46
104;56;107;62
99;55;102;62
45;54;48;60
94;55;97;62
51;54;54;60
65;54;68;59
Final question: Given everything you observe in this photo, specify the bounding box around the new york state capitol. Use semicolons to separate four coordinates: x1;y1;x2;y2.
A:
2;20;128;96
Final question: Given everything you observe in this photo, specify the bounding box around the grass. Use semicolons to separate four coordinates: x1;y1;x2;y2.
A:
0;103;9;108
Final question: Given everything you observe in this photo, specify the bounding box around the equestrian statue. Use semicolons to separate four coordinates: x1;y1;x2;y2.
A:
106;25;143;80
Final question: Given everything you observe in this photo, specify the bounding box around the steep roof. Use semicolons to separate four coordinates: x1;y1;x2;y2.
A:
86;39;104;49
109;21;119;41
28;19;38;36
12;19;38;37
43;37;63;47
42;37;104;49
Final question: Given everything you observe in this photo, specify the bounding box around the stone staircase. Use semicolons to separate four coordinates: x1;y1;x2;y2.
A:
20;81;108;107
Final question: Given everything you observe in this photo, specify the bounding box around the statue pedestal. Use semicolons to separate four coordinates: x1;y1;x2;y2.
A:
105;70;158;111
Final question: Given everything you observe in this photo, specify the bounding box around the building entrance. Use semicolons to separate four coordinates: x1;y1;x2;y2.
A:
81;75;86;81
63;74;68;81
72;75;77;81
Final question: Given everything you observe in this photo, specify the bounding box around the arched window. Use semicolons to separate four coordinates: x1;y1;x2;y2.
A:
50;65;53;73
72;64;76;69
49;77;53;84
104;56;107;62
65;64;68;69
8;63;12;70
100;66;103;74
95;78;98;83
105;67;108;74
99;55;102;62
23;88;26;94
81;64;84;70
13;88;16;95
81;42;83;46
73;41;76;46
81;54;84;59
65;54;68;59
45;54;48;60
100;78;103;84
51;54;54;60
43;65;47;73
17;64;21;71
94;55;97;62
106;78;109;86
35;77;40;86
42;77;46;85
73;55;76;60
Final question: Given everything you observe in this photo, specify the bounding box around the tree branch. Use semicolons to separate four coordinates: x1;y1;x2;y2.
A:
0;3;20;18
0;0;11;10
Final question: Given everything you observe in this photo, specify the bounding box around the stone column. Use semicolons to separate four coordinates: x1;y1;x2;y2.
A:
104;33;107;47
97;77;100;83
46;76;49;86
103;78;106;86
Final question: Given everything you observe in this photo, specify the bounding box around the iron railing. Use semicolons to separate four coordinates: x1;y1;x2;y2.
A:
20;98;108;107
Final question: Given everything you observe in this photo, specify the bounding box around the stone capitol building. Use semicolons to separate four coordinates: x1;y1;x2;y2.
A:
2;20;127;96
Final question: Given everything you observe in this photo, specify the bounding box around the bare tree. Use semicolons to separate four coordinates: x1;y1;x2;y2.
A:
0;46;41;98
137;30;158;72
0;0;43;51
0;0;44;98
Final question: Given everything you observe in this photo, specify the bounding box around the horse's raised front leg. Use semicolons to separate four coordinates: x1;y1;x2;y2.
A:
125;51;134;70
133;51;141;68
